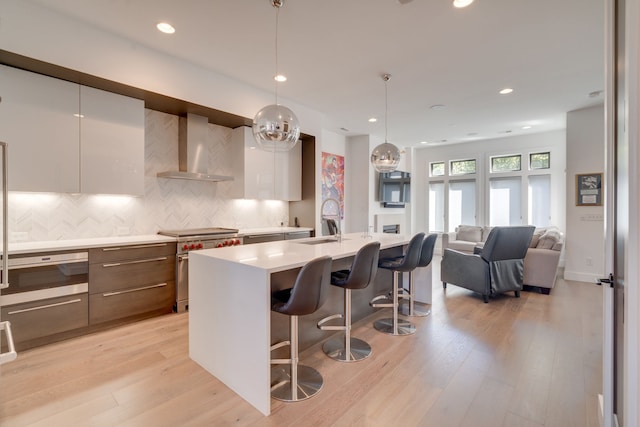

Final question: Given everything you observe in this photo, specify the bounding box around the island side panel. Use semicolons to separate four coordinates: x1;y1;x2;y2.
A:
189;252;272;416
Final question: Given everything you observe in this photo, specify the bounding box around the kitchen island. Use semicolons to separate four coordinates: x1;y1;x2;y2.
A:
189;232;427;415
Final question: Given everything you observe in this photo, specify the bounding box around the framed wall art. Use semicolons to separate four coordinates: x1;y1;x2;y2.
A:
576;172;603;206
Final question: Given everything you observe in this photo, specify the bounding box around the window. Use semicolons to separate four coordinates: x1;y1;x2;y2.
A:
430;162;445;177
428;182;445;232
448;180;476;232
530;152;550;170
450;159;476;175
528;175;551;226
491;154;521;173
489;177;522;226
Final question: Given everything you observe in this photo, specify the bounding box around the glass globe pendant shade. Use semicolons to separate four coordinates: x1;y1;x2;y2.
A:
252;104;301;152
370;142;401;172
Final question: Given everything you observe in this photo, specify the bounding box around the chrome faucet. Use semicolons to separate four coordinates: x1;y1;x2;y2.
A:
320;197;342;242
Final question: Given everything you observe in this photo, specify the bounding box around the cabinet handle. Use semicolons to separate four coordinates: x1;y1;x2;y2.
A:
0;321;17;365
7;298;82;315
102;282;168;297
102;256;168;267
102;243;168;251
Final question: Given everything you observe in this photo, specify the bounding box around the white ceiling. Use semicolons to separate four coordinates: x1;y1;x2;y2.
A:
29;0;604;147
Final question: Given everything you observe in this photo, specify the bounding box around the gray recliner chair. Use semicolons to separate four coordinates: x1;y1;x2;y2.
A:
441;226;535;303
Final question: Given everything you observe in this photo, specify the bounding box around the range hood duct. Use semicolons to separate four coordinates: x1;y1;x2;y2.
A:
157;113;234;182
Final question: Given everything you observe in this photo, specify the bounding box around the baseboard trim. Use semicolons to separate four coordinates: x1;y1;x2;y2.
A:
563;270;602;283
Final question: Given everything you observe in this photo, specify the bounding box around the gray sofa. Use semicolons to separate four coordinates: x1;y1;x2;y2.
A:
443;225;564;294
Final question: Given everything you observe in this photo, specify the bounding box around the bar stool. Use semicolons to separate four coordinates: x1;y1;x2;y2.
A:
398;233;437;317
317;241;381;362
270;255;332;402
370;232;425;336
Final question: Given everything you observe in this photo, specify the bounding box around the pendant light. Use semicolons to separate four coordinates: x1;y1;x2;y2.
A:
252;0;300;152
370;74;401;172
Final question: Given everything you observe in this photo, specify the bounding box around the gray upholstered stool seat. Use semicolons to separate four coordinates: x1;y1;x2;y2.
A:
370;232;425;336
317;241;380;362
270;255;332;402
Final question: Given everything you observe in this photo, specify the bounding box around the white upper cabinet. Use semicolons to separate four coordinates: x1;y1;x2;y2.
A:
0;64;80;192
231;126;301;201
0;65;144;195
80;86;144;195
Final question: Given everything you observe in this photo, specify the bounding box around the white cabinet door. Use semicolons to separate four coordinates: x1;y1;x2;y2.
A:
80;86;144;195
0;65;80;192
231;126;301;201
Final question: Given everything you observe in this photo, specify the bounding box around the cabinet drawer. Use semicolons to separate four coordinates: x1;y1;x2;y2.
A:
89;243;175;264
1;294;88;344
243;233;284;244
89;256;174;294
285;231;311;240
89;281;174;324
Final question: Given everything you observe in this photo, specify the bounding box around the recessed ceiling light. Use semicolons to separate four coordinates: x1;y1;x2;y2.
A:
274;74;287;82
368;117;377;123
453;0;474;8
499;88;514;95
73;113;84;118
420;141;429;144
430;104;447;111
522;125;532;130
156;22;175;34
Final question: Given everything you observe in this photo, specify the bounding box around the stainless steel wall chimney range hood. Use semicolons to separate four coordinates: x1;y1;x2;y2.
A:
157;113;234;182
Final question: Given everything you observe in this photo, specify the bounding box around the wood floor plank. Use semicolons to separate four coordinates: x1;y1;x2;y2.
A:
0;263;603;427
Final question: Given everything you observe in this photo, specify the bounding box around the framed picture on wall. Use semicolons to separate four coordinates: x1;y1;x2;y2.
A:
576;172;603;206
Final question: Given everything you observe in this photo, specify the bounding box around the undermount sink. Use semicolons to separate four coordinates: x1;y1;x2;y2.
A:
295;237;347;245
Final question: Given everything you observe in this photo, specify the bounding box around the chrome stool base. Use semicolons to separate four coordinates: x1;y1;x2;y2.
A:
398;301;431;317
270;365;323;402
322;336;372;362
374;317;416;335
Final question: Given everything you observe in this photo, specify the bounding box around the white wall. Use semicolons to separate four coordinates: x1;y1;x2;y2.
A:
345;135;373;234
565;104;606;282
412;130;567;234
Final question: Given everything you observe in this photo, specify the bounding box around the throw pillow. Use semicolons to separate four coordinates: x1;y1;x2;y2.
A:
456;225;482;242
537;229;562;250
529;228;546;248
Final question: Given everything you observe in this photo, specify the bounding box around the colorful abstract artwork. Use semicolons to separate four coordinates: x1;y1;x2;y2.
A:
321;152;344;219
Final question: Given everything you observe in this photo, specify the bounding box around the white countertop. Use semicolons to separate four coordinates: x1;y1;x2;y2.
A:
191;232;410;273
4;227;314;255
7;234;176;255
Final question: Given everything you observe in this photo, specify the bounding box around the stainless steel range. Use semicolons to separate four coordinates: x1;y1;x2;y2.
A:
158;227;241;312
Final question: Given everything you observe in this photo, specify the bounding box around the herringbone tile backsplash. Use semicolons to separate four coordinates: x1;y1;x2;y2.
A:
8;110;289;242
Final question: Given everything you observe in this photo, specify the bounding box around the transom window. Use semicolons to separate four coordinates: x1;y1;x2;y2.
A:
450;159;476;175
491;154;521;173
430;162;445;177
529;152;550;170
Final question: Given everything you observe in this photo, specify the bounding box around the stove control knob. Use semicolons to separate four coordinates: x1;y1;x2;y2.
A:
216;243;223;248
235;239;241;245
197;243;203;249
182;244;189;251
223;241;229;246
189;244;196;250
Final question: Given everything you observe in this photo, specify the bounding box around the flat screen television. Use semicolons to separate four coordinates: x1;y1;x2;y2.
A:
378;171;410;207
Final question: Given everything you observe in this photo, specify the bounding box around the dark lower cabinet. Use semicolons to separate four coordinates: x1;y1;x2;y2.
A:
88;243;176;324
1;294;88;350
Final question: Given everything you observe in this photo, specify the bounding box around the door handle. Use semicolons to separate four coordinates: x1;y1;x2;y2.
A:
597;273;614;288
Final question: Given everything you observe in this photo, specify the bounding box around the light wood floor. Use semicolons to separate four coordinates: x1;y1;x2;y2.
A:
0;263;603;427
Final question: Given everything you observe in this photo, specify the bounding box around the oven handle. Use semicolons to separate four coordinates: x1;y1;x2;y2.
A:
0;321;17;365
102;256;168;268
7;298;82;315
178;254;189;262
102;282;168;297
102;243;168;251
